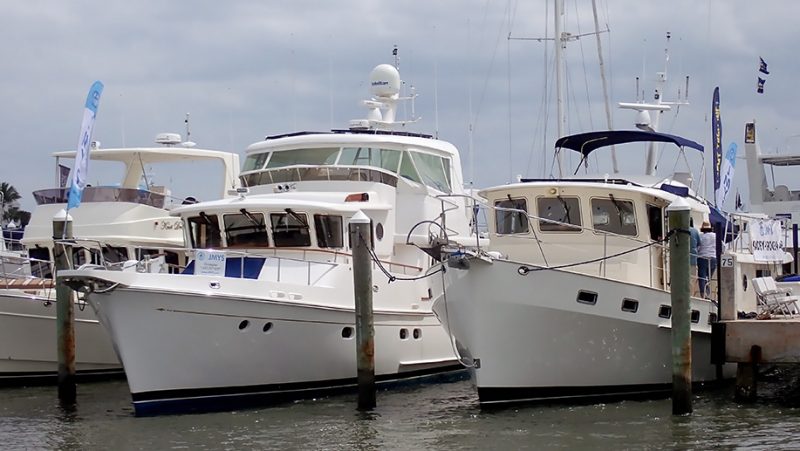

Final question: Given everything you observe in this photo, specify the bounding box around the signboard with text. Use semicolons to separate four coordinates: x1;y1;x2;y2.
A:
194;250;226;276
750;219;784;262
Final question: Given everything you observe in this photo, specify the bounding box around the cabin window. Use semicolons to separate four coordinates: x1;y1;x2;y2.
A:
340;147;402;172
314;214;344;248
621;298;639;313
399;151;422;184
266;148;339;168
187;213;222;249
410;152;451;192
494;198;529;234
658;305;672;318
72;248;88;267
271;211;311;247
102;246;128;264
224;211;269;247
242;152;270;171
537;197;582;232
28;247;52;278
691;310;701;323
646;203;664;241
591;197;637;236
577;290;598;305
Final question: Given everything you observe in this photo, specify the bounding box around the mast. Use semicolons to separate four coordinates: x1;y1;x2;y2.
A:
591;0;617;173
554;0;565;178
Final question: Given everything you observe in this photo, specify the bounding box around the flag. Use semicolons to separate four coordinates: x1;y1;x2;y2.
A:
711;87;722;204
759;57;769;75
58;164;71;188
67;81;104;209
735;191;742;211
716;142;737;207
757;77;766;94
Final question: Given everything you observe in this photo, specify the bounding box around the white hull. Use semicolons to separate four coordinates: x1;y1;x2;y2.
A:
435;256;731;404
0;290;121;383
73;269;460;415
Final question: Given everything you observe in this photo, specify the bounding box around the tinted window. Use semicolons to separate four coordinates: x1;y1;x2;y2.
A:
102;246;128;264
340;147;401;172
224;211;269;247
187;214;222;248
266;148;339;168
314;215;344;248
271;212;311;247
399;151;422;183
242;152;269;171
495;198;529;234
411;152;451;192
538;197;582;232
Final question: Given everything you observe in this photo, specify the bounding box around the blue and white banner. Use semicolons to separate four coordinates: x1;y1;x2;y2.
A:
715;142;737;208
711;87;722;203
67;81;104;209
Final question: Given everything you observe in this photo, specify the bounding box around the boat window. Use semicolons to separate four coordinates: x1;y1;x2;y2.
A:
28;247;52;278
72;248;87;267
646;203;665;241
537;197;582;232
591;197;637;236
224;211;269;247
271;211;311;247
314;214;344;248
410;152;451;192
266;148;339;168
494;198;529;234
242;152;270;171
102;246;128;264
187;213;222;249
398;151;422;184
340;147;402;172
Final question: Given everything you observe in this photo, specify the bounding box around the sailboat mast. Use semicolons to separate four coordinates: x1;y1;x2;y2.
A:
591;0;617;173
554;0;565;178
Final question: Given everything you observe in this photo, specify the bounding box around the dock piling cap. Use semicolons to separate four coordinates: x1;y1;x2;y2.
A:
52;208;73;222
351;210;370;224
666;197;691;212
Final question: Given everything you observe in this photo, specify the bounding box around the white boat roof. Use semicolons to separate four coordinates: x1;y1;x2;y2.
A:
170;191;392;217
53;147;237;164
246;131;459;158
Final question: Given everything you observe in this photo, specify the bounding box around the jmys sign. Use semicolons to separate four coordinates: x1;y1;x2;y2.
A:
195;250;226;276
750;219;785;262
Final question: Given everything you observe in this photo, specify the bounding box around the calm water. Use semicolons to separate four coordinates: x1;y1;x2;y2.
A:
2;377;800;450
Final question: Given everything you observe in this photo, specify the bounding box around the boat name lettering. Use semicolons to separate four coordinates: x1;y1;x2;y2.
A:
156;220;183;231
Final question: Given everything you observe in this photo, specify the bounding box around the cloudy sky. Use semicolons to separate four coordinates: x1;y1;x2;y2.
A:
1;0;797;213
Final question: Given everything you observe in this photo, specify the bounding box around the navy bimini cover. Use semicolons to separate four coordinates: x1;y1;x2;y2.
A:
555;130;704;157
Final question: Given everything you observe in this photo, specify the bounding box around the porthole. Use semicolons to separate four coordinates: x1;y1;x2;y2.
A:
413;328;422;339
263;322;274;333
342;327;354;339
708;312;718;324
658;305;672;319
400;329;408;340
375;223;384;240
621;298;639;313
577;290;598;305
691;310;700;323
238;320;250;331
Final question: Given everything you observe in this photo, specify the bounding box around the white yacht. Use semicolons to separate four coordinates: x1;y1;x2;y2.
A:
0;137;240;384
60;64;480;415
433;129;736;406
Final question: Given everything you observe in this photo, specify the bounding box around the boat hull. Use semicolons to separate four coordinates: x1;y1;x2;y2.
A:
434;256;731;406
0;290;122;385
78;271;461;415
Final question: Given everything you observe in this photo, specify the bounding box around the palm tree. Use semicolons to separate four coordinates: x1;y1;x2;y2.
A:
0;182;22;222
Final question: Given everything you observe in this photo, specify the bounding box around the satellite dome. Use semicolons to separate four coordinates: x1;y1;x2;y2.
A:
369;64;400;98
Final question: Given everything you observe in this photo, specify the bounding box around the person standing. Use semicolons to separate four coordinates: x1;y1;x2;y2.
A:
697;220;717;298
689;218;700;297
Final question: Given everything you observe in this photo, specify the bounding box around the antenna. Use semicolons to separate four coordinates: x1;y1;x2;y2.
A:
184;113;191;143
392;45;399;69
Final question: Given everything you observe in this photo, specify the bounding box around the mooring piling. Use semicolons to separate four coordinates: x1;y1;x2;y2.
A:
53;209;76;405
667;198;692;415
349;210;376;410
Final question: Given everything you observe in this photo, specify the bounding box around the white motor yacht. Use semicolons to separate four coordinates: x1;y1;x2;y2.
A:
60;64;482;415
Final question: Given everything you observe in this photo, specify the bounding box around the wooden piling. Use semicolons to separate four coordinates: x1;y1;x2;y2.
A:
667;198;692;415
53;209;76;405
349;210;376;410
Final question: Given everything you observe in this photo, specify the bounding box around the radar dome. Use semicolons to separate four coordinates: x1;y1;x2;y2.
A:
369;64;400;98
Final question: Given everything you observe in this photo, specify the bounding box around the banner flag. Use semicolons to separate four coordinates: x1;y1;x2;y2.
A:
759;57;770;75
716;142;737;207
58;164;71;188
757;77;766;94
67;81;104;209
711;87;722;204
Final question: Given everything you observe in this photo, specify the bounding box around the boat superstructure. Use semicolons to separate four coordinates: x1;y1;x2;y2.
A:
60;64;482;415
